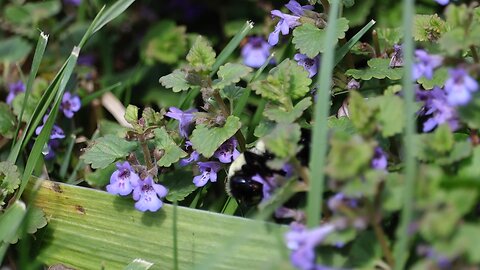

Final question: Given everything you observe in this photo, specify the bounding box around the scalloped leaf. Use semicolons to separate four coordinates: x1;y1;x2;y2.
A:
125;105;139;126
0;102;16;139
0;161;20;206
346;58;403;80
162;170;196;202
9;206;47;244
186;36;216;71
417;67;448;89
213;63;252;89
292;19;350;58
413;14;448;42
159;70;191;92
263;123;301;159
263;97;312;123
141;20;187;65
81;135;138;169
190;116;241;158
153;127;187;167
370;94;405;137
250;59;311;108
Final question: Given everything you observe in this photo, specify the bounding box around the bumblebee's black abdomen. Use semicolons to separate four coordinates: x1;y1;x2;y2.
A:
228;175;263;206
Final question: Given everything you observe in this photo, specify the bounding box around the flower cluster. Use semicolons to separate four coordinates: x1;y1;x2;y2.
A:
285;222;337;270
241;37;272;68
6;81;25;105
106;162;168;212
34;92;81;159
165;107;241;188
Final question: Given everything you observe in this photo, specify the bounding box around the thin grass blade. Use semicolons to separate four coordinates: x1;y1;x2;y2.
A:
210;21;254;77
14;47;79;201
334;19;376;65
307;0;341;228
394;0;416;268
11;32;49;149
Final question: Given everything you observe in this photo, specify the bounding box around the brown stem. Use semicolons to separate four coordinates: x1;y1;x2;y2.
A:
470;46;479;63
372;30;381;58
320;0;330;14
369;181;395;268
470;129;480;146
213;91;247;152
140;138;154;171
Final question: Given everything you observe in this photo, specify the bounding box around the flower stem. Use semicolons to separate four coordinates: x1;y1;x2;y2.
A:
370;181;395;268
470;45;479;63
372;30;381;58
140;138;154;171
213;91;247;152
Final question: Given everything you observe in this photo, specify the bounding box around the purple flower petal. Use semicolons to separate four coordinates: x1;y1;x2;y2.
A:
294;53;320;78
132;176;168;212
241;37;271;68
193;161;222;187
106;162;139;196
165;107;197;138
6;81;25;105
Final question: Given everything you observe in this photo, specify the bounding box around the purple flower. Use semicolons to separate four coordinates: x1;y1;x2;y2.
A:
371;147;387;170
6;81;25;105
285;0;314;16
193;161;222;187
294;54;319;78
63;0;81;6
347;79;360;90
417;87;459;132
285;222;336;270
241;37;272;68
389;44;404;68
43;139;60;160
327;193;359;212
78;54;95;66
132;176;168;212
444;68;478;106
106;162;140;196
179;141;200;166
412;50;443;80
435;0;449;5
268;10;301;46
214;138;240;163
61;92;81;118
165;107;197;138
35;115;65;139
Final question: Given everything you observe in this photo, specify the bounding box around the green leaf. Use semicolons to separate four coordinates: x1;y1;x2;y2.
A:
417;67;448;89
452;223;480;263
376;28;403;50
458;92;480;129
221;85;244;101
0;37;32;62
0;103;16;139
413;14;448;42
162;170;196;202
263;97;312;123
250;59;311;108
292;19;350;58
429;124;454;154
11;93;39;123
99;120;127;137
3;1;61;25
263;123;301;159
327;116;357;135
326;134;375;180
0;201;26;244
85;163;116;188
159;70;191;93
346;58;403;80
125;105;139;126
124;259;154;270
186;36;216;71
371;94;405;137
28;179;292;269
9;206;47;244
0;161;20;206
142;107;163;127
253;120;276;138
345;231;381;268
81;135;137;169
213;63;252;90
153;128;187;167
190;116;241;158
141;21;187;65
348;91;375;135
